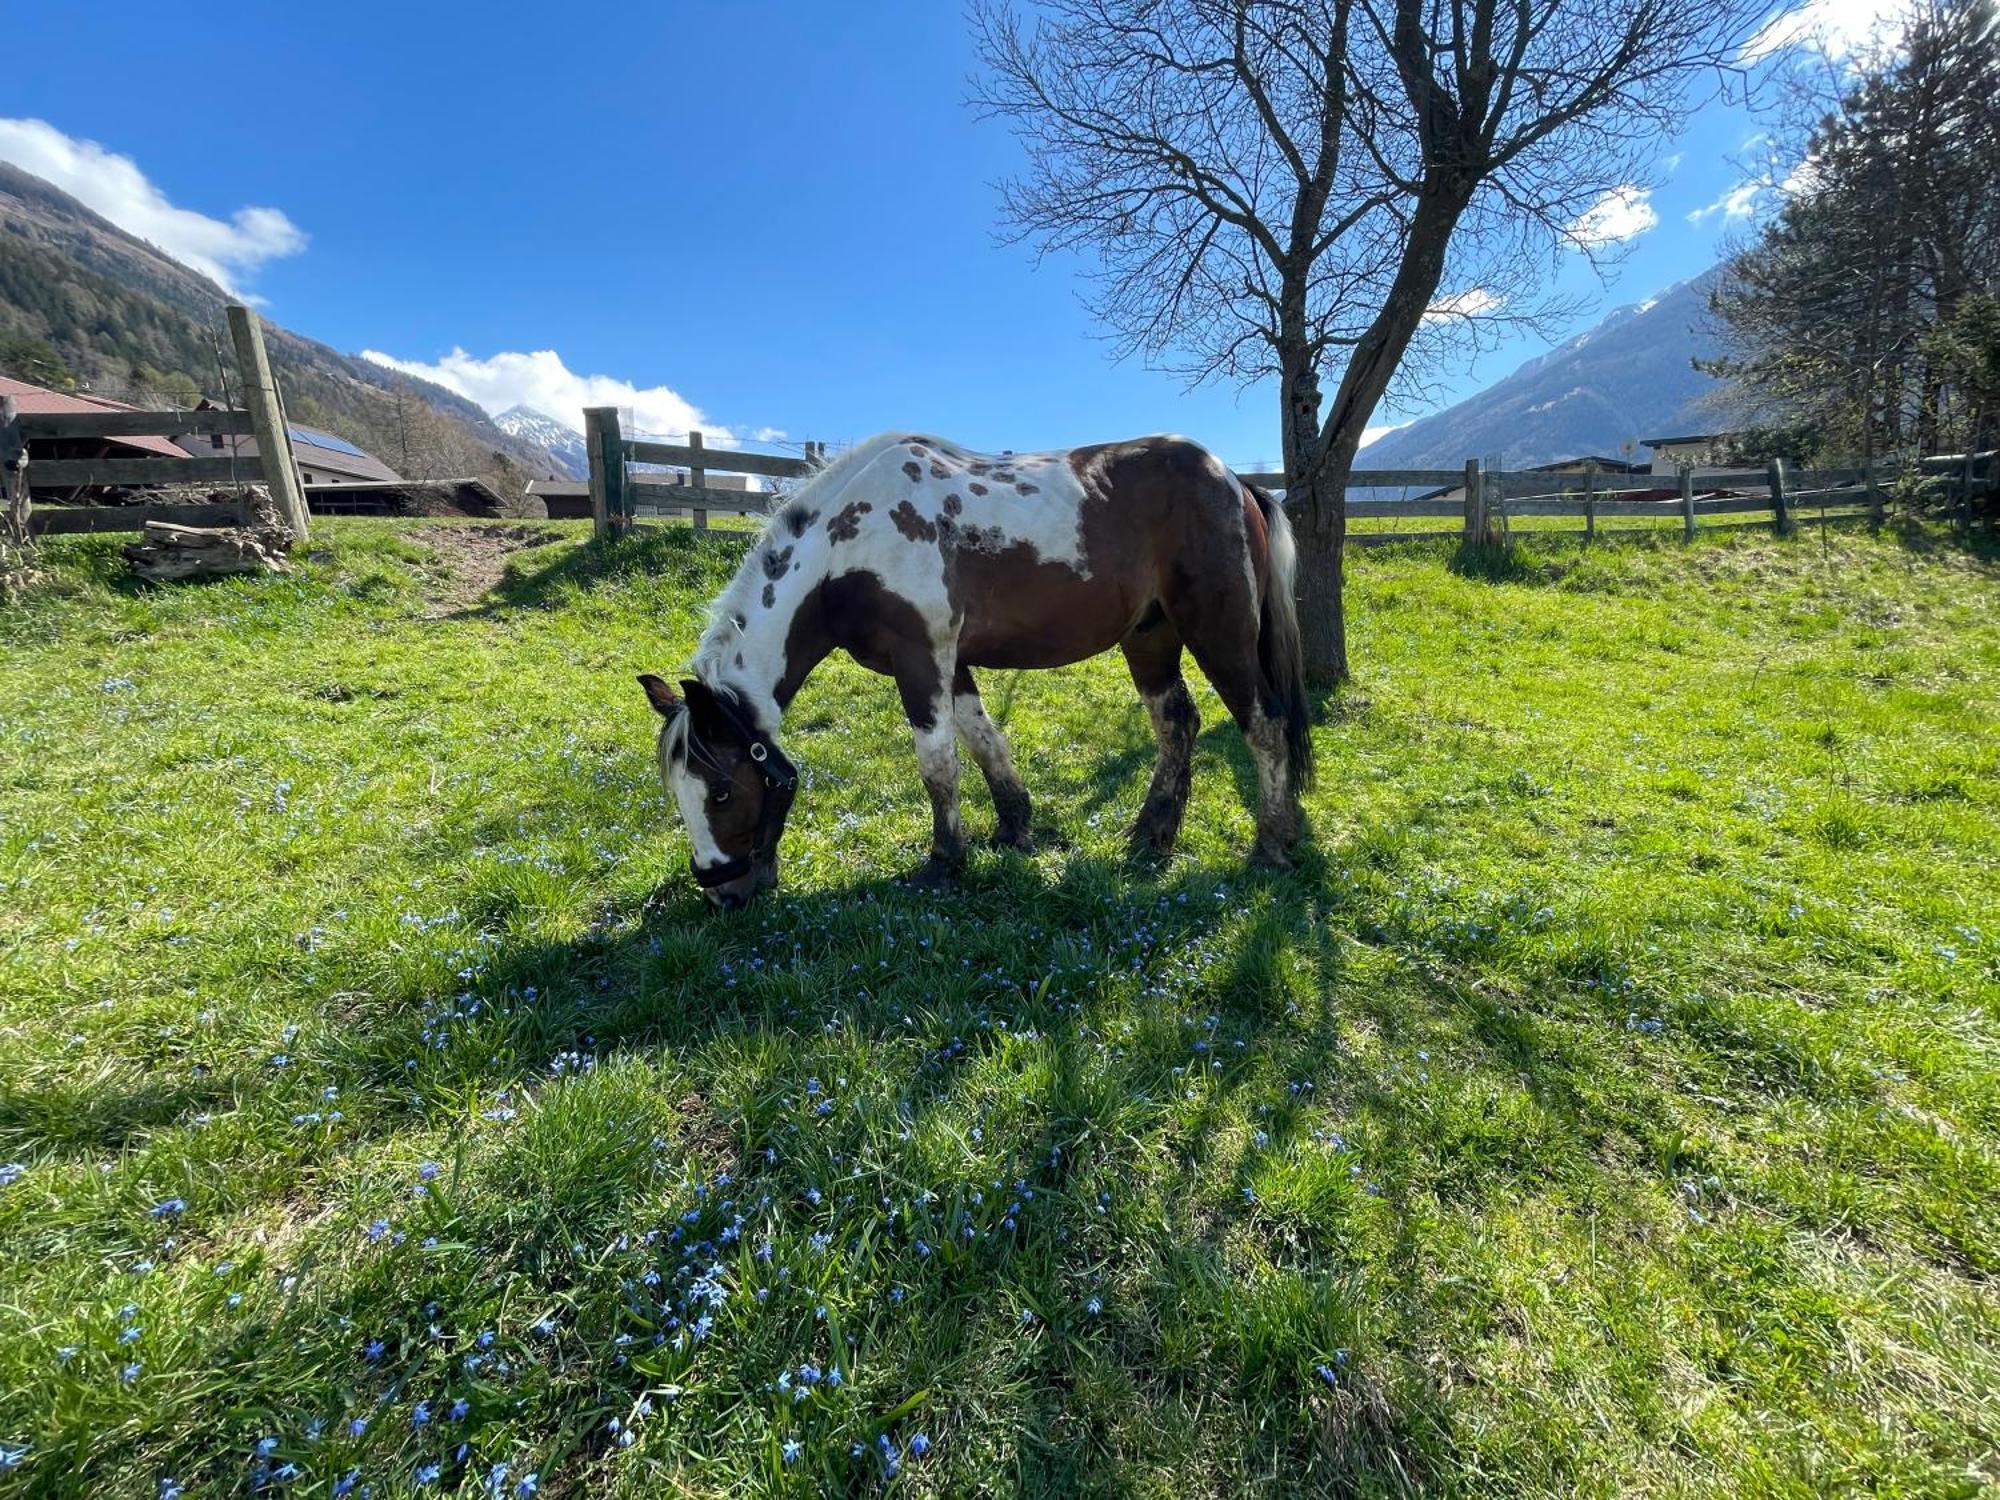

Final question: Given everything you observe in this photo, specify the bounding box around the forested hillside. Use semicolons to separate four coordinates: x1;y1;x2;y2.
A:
0;162;569;492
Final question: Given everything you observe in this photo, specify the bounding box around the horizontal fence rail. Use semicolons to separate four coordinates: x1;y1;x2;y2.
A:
581;426;1990;545
15;408;257;440
30;500;253;535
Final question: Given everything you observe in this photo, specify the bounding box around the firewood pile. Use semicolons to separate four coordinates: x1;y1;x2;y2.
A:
123;488;292;583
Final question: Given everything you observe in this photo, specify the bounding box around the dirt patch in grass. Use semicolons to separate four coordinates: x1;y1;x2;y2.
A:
410;523;560;617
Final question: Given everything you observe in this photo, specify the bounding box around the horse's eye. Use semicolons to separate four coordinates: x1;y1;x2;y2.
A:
711;786;731;804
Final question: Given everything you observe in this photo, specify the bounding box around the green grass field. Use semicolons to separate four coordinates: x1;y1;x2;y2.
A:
2;518;1996;1498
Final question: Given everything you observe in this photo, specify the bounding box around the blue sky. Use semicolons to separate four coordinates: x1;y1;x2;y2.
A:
2;0;1880;470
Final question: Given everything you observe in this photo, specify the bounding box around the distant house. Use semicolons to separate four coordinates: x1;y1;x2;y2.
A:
1642;431;1747;468
179;411;401;485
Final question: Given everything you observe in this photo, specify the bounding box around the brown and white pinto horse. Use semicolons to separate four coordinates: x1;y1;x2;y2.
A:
638;432;1312;907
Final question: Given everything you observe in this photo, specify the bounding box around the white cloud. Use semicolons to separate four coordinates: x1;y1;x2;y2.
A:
360;346;735;443
1567;186;1659;248
1360;422;1411;449
1688;179;1766;224
1422;287;1503;323
1740;0;1904;63
0;117;304;295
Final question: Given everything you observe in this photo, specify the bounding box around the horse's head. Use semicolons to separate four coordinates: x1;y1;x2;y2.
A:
639;674;798;909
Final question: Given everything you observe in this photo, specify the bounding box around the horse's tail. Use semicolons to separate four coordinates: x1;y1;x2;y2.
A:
1247;482;1314;793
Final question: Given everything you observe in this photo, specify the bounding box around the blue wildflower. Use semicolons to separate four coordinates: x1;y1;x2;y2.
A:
411;1401;431;1428
149;1199;186;1219
909;1433;931;1457
364;1338;386;1362
415;1463;442;1486
781;1438;802;1464
449;1398;470;1422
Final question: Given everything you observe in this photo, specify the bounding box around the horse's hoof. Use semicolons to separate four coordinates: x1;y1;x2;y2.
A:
1127;806;1183;860
906;857;963;889
990;825;1034;853
1249;841;1295;872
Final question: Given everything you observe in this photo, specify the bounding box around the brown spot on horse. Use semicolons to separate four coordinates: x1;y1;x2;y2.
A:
826;500;871;542
941;493;962;517
928;460;950;479
968;481;988;496
1015;482;1038;495
902;461;923;482
890;500;937;543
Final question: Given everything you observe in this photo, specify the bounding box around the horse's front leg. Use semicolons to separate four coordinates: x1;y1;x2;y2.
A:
896;646;965;881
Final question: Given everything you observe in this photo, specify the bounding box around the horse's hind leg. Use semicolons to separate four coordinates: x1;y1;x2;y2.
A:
1119;608;1199;857
952;666;1032;850
1167;589;1299;869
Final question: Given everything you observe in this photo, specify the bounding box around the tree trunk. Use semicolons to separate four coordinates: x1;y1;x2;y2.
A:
1275;348;1350;686
1291;470;1348;685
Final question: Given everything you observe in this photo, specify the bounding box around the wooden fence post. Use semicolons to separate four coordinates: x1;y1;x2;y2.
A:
0;395;28;546
688;430;708;531
1679;465;1695;542
584;406;628;538
225;305;309;542
1582;469;1596;544
1866;455;1883;526
1767;457;1790;536
1462;458;1482;541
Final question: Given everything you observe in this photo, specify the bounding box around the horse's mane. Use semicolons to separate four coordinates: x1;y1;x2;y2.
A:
687;433;906;686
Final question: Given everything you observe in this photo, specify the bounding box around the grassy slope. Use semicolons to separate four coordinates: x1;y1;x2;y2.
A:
0;521;1995;1498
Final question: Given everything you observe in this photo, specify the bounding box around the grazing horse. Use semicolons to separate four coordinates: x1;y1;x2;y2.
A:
638;432;1312;908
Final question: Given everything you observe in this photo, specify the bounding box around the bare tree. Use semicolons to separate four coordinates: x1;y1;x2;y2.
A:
972;0;1760;683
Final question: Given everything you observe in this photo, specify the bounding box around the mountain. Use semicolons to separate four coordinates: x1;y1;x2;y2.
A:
1361;270;1729;472
0;161;568;498
493;406;586;480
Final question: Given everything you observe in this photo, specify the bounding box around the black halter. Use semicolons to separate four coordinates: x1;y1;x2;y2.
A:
685;696;798;889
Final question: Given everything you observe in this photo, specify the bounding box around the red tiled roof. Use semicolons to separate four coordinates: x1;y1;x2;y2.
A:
0;375;188;457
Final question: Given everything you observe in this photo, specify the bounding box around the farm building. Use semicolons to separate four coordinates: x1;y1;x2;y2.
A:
179;411;401;485
3;375;190;495
1643;431;1750;467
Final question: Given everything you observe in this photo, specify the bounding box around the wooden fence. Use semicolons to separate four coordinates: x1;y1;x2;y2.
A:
1;306;309;544
582;423;1918;545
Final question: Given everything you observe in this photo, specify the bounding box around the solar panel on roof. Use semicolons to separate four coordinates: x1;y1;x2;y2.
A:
288;425;367;459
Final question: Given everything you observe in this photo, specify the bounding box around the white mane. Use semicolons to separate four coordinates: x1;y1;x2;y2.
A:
687;433;908;684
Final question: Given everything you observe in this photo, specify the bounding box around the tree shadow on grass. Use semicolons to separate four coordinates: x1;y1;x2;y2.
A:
22;771;1709;1496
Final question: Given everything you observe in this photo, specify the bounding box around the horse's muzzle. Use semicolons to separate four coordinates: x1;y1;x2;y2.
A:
701;857;777;910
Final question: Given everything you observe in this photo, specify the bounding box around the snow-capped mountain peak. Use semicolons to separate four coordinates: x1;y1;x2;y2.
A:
494;405;588;480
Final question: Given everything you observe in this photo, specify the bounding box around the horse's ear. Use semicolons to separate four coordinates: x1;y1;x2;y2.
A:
637;673;682;718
